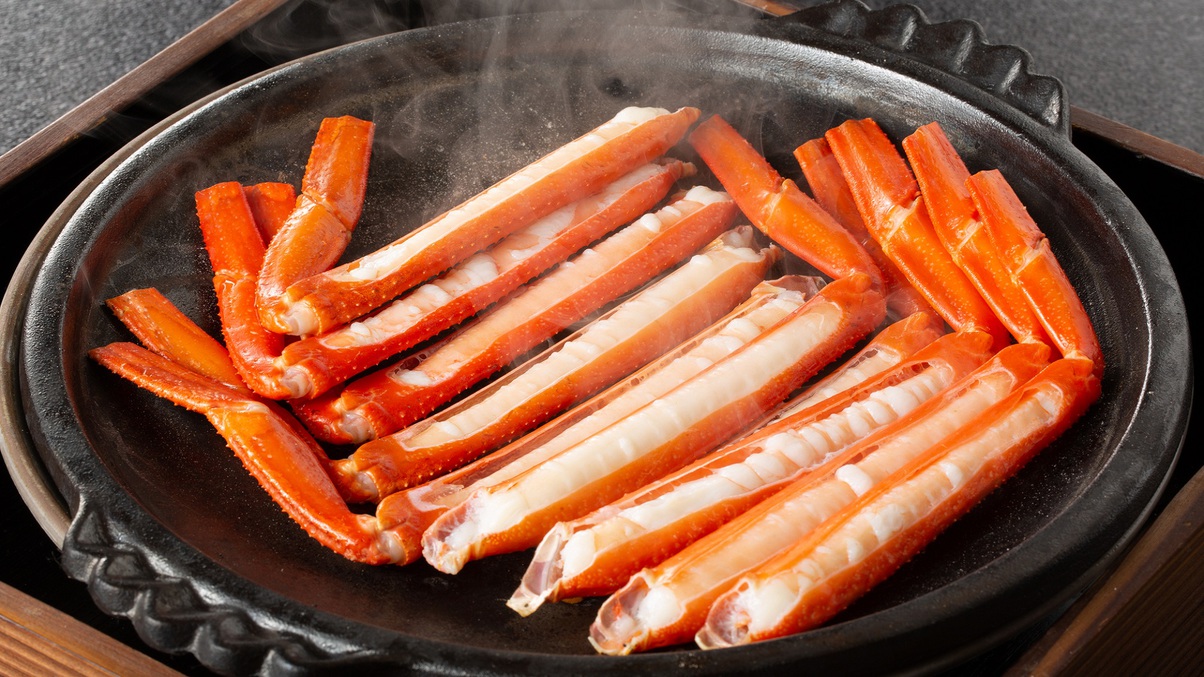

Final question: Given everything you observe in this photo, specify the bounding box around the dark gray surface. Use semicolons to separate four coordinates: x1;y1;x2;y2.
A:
859;0;1204;152
0;0;1202;156
0;0;236;154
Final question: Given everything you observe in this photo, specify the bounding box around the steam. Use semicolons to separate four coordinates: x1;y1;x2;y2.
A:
239;2;770;215
228;2;816;388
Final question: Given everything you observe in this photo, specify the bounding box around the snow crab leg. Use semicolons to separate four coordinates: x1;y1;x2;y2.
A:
793;137;932;319
580;115;1102;654
825;118;1009;349
194;181;290;399
509;329;992;616
774;311;944;418
275;160;692;399
105;287;245;392
588;342;1049;655
697;356;1098;647
87;105;1108;653
373;276;822;565
242;182;296;242
292;185;738;447
261;106;701;336
89;342;388;564
901;123;1049;346
256;116;375;323
336;227;775;502
421;273;886;575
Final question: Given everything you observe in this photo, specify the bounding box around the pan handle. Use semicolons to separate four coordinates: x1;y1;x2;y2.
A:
756;0;1070;138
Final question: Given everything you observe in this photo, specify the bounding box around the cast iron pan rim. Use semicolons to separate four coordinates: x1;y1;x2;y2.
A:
13;7;1191;675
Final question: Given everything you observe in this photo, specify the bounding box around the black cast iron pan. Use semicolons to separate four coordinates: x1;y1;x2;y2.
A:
7;2;1190;674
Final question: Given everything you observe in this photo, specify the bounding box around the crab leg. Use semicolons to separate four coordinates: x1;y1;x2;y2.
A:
967;170;1105;376
242;182;297;242
776;311;944;418
825;118;1009;348
698;356;1098;648
422;273;886;575
588;342;1050;655
293;186;738;446
509;330;993;615
794;137;933;319
901;123;1050;346
275;161;691;399
261;107;701;336
687;115;884;291
373;276;821;565
195;181;290;399
89;342;388;564
337;227;775;502
105;288;245;392
256;116;375;321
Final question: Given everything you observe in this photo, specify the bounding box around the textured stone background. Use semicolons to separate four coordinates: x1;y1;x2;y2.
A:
0;0;237;153
860;0;1204;152
1;0;1201;155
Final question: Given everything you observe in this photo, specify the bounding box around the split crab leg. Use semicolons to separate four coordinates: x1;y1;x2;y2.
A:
773;311;944;418
293;185;738;447
275;160;692;399
337;227;776;502
587;117;1102;655
261;106;701;336
794;137;933;319
256;116;375;324
373;276;822;565
588;342;1050;655
825;118;1010;349
89;342;388;564
509;329;991;616
421;273;886;575
697;356;1099;648
687;115;884;292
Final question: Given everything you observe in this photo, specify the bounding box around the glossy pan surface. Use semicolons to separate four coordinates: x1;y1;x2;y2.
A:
11;3;1190;674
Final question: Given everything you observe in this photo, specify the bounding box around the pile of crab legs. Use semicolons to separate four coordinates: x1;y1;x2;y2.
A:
90;103;1102;654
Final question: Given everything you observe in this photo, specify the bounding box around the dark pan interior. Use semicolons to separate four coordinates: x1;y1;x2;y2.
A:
18;8;1187;675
